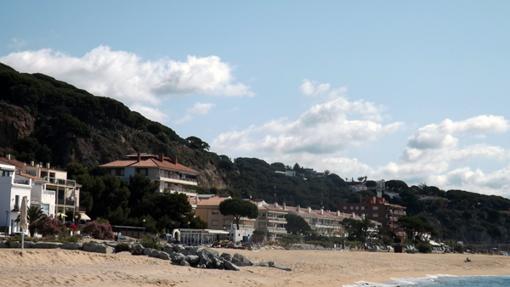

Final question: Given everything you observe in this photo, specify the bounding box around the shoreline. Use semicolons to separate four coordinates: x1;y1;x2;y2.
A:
343;274;510;287
0;249;508;286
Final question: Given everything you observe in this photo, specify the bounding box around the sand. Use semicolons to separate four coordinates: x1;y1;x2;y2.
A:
0;248;509;287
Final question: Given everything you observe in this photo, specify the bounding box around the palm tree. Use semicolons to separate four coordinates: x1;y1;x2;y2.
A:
27;206;46;237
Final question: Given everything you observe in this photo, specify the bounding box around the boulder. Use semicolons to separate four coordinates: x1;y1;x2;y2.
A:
143;248;154;256
232;253;253;266
23;241;35;248
220;252;232;262
130;243;145;255
149;250;171;260
82;242;114;254
7;241;20;248
223;260;240;271
170;252;186;265
62;242;83;250
185;255;200;266
34;242;62;249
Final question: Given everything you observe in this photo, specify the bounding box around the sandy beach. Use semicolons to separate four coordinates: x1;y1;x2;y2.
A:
0;249;509;287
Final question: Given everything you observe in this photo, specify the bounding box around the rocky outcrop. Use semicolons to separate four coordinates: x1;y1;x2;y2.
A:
0;102;34;148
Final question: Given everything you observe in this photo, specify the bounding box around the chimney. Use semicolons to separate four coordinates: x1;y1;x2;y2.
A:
30;161;34;167
159;154;164;162
336;211;340;216
297;205;301;212
307;207;312;213
7;154;11;160
283;202;287;210
46;163;50;169
137;152;141;162
320;208;324;215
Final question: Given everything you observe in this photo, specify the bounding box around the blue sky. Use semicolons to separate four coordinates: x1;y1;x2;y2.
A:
2;1;510;196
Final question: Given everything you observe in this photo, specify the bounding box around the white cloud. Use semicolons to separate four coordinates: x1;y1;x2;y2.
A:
408;115;509;150
0;45;251;121
175;102;215;124
130;104;168;123
213;81;401;172
378;115;510;196
300;79;331;96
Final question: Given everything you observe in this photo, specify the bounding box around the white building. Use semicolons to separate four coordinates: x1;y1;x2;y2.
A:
0;163;32;234
0;155;81;221
100;153;199;196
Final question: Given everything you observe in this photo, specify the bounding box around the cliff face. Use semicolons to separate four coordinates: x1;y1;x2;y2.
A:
0;63;228;189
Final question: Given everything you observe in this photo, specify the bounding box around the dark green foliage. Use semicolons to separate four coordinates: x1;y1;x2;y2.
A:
226;158;358;210
186;136;210;150
114;243;131;253
399;215;435;241
284;213;312;235
386;182;510;244
140;235;162;250
27;206;45;237
343;218;374;245
416;242;432;253
219;198;258;229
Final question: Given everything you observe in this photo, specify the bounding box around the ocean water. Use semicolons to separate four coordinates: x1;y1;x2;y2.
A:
344;275;510;287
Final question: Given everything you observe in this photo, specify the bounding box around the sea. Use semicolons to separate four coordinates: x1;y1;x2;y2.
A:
344;275;510;287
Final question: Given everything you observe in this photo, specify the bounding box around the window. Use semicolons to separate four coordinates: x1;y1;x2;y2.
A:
14;195;20;211
114;169;124;176
136;168;148;176
1;170;11;177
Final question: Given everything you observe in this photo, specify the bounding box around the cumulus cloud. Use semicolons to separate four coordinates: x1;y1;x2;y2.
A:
379;115;510;196
300;79;331;96
213;81;401;171
0;45;251;121
408;115;509;150
175;102;215;124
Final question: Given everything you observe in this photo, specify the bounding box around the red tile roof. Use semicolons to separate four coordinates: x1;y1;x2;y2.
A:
100;155;199;175
0;157;26;169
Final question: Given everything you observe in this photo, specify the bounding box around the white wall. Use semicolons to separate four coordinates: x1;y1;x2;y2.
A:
0;166;32;234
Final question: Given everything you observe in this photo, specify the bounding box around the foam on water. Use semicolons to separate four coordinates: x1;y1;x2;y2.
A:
343;275;510;287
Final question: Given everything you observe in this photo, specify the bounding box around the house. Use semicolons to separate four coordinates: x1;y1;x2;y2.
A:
100;153;199;197
0;163;32;234
0;155;81;221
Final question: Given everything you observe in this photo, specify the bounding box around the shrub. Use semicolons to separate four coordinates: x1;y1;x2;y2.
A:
38;217;64;237
140;235;162;250
416;242;432;253
114;243;131;253
81;220;114;240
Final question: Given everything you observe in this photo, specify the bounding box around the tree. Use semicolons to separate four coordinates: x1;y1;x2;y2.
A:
186;136;210;150
27;206;46;237
343;218;374;245
398;216;434;242
285;213;312;235
219;198;258;229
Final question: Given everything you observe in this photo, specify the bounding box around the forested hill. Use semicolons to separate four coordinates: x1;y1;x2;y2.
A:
1;63;510;244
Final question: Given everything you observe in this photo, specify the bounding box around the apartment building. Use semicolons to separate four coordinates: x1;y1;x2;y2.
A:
255;201;361;239
0;155;81;221
100;153;199;196
339;195;406;231
0;163;32;234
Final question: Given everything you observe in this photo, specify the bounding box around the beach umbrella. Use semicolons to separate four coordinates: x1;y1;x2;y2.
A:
20;196;28;250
